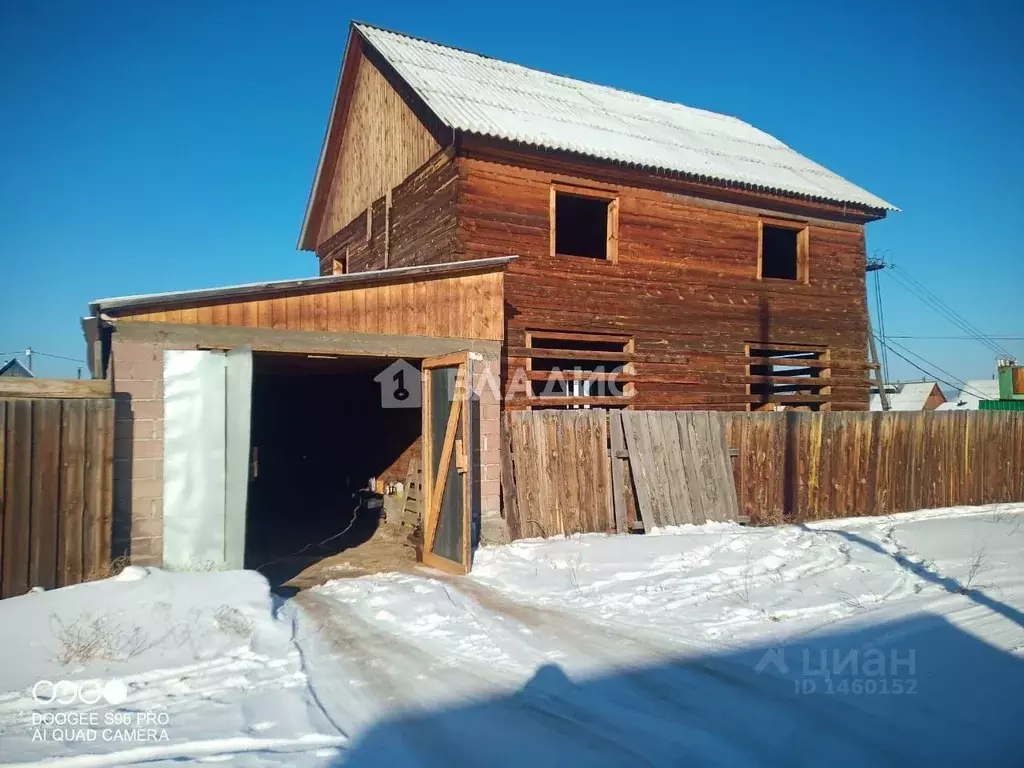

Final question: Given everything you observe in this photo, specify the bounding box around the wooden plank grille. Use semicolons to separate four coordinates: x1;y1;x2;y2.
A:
0;397;114;598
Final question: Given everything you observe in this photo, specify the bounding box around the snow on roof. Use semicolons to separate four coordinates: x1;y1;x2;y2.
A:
935;379;1000;410
0;358;34;378
356;23;897;213
869;381;941;411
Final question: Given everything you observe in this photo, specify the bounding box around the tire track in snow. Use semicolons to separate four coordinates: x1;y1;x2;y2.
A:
296;584;688;765
432;573;908;765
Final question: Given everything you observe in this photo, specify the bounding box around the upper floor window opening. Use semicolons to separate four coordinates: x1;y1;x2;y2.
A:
551;185;619;261
759;218;809;282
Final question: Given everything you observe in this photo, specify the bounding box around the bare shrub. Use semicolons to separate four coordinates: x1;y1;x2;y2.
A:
166;559;219;573
961;547;987;593
84;552;132;582
213;606;253;638
51;613;156;665
733;552;756;606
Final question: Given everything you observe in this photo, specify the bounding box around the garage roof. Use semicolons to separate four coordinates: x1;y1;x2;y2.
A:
90;256;516;317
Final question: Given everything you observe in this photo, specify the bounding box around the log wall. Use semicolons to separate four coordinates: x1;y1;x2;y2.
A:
303;59;881;412
456;155;874;411
316;152;461;276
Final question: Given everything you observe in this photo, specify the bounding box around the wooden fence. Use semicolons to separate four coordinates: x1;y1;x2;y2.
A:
723;410;1024;525
501;409;1024;537
503;410;613;538
502;409;739;538
0;379;114;598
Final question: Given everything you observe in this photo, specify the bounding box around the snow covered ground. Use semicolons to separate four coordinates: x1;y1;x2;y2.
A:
2;504;1024;766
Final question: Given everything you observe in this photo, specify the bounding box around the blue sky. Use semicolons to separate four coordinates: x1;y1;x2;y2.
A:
1;0;1021;384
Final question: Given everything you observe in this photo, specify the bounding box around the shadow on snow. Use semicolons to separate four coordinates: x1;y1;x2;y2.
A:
334;613;1024;767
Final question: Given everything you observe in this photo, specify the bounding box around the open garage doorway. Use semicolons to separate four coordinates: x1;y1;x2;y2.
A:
244;352;424;589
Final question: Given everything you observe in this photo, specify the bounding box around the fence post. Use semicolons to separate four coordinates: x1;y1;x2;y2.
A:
783;409;800;521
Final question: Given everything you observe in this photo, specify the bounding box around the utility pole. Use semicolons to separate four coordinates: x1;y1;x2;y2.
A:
865;258;890;410
24;347;33;374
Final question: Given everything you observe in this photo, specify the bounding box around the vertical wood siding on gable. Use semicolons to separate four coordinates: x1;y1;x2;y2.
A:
316;54;440;247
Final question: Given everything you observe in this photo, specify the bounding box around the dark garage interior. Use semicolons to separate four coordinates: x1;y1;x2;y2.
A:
244;352;422;585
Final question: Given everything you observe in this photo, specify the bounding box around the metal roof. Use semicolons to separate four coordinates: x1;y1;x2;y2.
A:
356;23;897;213
0;358;34;378
869;381;942;411
90;256;516;317
935;379;1000;410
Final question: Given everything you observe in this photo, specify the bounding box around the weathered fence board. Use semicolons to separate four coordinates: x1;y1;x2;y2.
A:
0;396;114;598
621;411;740;525
507;410;613;537
722;410;1024;524
501;409;1024;539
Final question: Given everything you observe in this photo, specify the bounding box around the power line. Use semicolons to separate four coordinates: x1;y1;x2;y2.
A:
0;349;85;364
881;337;973;392
886;266;1015;359
888;264;1012;356
887;335;1024;341
884;269;1003;357
875;336;993;402
885;269;1006;358
891;265;1014;355
872;268;890;382
31;350;86;364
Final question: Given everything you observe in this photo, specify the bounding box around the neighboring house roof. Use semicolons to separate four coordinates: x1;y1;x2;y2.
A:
0;358;34;378
869;381;942;411
348;23;893;210
935;379;1000;410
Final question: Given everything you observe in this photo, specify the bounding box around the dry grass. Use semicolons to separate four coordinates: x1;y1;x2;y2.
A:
213;606;253;638
83;552;132;583
51;613;157;666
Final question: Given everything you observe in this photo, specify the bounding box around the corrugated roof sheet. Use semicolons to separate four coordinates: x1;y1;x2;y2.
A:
356;23;897;212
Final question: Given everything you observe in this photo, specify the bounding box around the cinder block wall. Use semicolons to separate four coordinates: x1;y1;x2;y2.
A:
111;339;167;565
475;357;506;544
111;340;508;566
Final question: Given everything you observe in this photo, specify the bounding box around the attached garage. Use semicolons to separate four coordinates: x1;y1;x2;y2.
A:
83;257;510;584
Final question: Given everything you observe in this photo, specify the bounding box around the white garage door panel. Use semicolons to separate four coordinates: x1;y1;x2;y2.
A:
163;350;228;570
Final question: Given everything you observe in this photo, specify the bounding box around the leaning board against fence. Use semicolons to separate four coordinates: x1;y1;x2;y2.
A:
0;383;114;598
722;410;1024;525
619;411;740;526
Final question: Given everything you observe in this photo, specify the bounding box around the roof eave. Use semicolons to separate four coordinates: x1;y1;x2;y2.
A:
90;256;517;318
458;131;895;220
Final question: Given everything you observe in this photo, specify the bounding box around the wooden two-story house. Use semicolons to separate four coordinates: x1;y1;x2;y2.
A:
88;21;895;572
300;22;896;413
